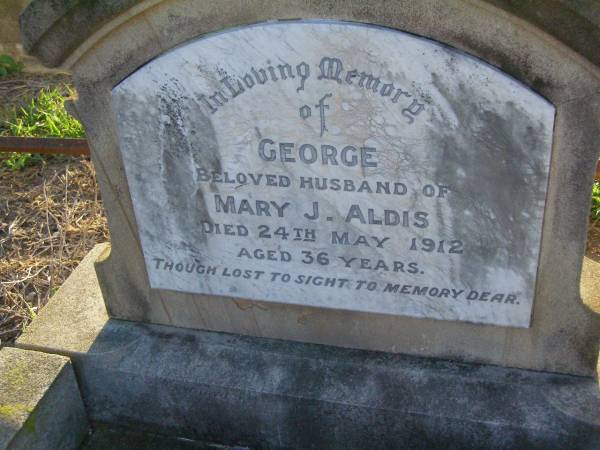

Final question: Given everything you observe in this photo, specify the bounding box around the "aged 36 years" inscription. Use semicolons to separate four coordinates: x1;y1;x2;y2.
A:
112;21;555;327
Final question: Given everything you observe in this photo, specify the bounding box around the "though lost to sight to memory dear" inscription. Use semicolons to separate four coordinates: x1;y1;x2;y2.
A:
112;21;555;327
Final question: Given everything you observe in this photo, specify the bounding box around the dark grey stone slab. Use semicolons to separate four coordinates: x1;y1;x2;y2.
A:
16;245;600;448
20;317;598;449
69;320;600;449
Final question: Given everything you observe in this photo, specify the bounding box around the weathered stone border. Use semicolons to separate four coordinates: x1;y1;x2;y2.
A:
20;1;600;71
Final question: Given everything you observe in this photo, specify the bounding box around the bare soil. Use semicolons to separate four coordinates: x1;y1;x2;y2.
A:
0;158;108;344
586;223;600;263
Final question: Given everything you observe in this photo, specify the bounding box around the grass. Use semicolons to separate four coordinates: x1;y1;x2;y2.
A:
591;181;600;223
0;77;107;345
0;159;108;344
1;85;84;170
2;86;83;137
0;55;23;78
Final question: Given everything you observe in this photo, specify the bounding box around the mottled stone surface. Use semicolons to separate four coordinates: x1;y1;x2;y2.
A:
112;21;554;328
0;347;88;450
14;252;600;449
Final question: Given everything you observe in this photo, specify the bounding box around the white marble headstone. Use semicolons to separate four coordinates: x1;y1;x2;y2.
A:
112;21;555;327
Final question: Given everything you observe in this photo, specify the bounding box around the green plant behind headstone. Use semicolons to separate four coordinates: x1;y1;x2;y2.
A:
0;54;23;77
1;86;85;170
591;181;600;223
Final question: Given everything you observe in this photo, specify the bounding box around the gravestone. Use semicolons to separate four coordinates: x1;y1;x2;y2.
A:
78;10;599;377
16;1;600;447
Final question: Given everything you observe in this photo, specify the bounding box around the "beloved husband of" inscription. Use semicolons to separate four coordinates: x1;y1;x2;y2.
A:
112;21;555;327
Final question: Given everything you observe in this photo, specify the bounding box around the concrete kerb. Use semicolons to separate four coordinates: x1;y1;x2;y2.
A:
0;347;89;450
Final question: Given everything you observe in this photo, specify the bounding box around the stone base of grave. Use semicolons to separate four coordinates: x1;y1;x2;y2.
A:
0;347;89;450
14;244;600;449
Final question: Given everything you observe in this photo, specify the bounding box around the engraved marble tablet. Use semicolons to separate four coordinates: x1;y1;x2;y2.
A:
112;21;555;327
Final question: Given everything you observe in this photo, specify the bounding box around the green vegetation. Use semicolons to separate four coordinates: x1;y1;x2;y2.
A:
591;181;600;222
0;54;23;77
1;86;85;170
1;151;44;171
3;86;83;138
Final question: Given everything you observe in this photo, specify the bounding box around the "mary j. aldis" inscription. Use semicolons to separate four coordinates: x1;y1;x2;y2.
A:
112;21;555;327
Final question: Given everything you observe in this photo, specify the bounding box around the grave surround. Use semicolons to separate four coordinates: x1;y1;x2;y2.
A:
19;1;600;376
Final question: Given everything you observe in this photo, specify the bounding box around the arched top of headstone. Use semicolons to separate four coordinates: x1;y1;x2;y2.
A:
19;0;600;74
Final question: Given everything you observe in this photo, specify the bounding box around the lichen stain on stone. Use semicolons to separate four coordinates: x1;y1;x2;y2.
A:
3;365;29;391
23;410;36;433
0;403;34;425
296;312;313;325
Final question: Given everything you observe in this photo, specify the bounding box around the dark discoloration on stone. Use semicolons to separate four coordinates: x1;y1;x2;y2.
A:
156;77;220;251
113;68;221;257
429;71;550;289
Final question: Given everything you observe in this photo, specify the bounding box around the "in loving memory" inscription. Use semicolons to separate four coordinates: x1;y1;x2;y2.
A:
199;56;426;126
